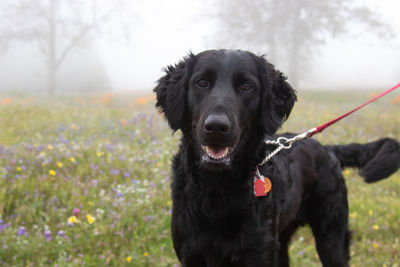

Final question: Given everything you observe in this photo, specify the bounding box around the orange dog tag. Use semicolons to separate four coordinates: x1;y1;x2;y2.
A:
263;177;272;194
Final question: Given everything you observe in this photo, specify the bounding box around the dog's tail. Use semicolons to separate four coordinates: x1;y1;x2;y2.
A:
327;138;400;183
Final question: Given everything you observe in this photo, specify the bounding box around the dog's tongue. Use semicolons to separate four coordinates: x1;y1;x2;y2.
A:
208;146;227;158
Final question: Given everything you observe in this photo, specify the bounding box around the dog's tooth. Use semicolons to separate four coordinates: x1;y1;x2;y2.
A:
205;146;211;156
222;147;228;157
207;146;214;159
204;146;230;160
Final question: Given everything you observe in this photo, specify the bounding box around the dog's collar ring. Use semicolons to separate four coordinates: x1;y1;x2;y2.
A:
275;137;292;149
259;129;317;165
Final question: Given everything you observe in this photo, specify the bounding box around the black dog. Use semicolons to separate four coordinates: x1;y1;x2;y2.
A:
154;49;400;267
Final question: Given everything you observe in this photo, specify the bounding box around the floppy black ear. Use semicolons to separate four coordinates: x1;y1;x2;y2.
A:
253;55;297;135
153;54;195;131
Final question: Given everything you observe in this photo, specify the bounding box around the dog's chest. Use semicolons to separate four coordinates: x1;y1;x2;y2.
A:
177;190;278;265
184;183;276;234
192;190;250;227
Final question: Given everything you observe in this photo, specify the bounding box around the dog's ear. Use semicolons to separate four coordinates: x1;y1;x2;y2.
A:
253;55;297;135
154;54;195;131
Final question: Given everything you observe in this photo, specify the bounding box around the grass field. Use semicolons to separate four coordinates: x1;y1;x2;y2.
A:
0;90;399;267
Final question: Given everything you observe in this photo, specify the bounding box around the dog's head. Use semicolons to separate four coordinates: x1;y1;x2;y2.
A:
154;49;296;171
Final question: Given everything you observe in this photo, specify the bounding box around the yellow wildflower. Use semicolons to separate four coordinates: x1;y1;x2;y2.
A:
144;252;148;257
344;169;350;176
71;124;79;130
97;151;105;157
373;243;379;249
349;212;357;218
69;157;76;163
126;256;132;263
57;162;63;168
88;201;93;206
68;216;80;224
373;224;380;230
49;169;56;176
47;144;53;150
16;167;22;172
368;210;373;216
86;214;95;224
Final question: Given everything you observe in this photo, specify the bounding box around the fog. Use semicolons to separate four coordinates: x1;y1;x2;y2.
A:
0;0;399;94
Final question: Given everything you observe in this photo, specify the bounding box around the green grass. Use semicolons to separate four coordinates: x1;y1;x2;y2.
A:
0;91;399;266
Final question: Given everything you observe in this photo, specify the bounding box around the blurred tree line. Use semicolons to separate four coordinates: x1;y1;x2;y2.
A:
212;0;393;87
0;0;130;95
0;0;394;94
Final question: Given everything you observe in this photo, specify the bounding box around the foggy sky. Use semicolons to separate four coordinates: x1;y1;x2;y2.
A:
0;0;399;93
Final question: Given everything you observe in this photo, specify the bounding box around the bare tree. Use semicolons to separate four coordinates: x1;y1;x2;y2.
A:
0;0;128;95
213;0;392;87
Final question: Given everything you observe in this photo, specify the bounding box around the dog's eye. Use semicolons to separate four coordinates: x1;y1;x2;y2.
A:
239;83;253;92
196;79;210;88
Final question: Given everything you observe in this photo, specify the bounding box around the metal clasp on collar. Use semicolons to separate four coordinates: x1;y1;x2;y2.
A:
259;128;317;165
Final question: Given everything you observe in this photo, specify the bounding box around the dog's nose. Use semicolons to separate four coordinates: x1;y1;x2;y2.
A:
204;114;231;135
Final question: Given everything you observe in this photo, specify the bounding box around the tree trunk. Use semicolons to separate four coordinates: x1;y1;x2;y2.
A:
47;0;56;95
47;64;56;96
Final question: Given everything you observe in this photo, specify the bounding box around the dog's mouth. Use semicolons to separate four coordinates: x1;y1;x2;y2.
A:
201;145;235;160
200;144;237;170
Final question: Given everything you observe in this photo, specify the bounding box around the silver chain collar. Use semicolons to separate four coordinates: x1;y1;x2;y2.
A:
259;128;317;165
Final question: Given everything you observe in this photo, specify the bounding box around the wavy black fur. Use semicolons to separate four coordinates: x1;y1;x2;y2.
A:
327;138;400;183
154;49;400;267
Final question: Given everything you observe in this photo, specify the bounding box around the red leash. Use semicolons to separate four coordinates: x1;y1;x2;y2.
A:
310;82;400;137
259;82;400;165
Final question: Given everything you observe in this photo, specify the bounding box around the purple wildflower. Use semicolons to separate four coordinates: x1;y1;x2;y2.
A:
44;230;51;241
57;230;65;237
115;192;124;199
17;226;26;236
110;169;120;175
90;164;98;170
92;179;99;187
104;144;114;151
